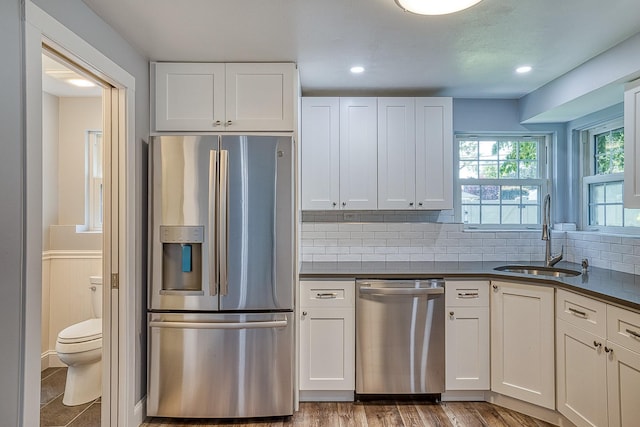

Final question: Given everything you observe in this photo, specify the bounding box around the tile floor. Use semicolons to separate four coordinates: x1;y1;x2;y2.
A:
40;367;101;427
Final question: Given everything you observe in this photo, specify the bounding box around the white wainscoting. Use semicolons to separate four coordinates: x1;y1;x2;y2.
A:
41;250;102;369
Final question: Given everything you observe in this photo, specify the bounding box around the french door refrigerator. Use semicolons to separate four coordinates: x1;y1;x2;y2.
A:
147;135;294;418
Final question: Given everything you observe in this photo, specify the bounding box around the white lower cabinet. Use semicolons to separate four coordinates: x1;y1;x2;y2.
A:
490;280;555;409
299;280;355;394
557;289;640;427
445;280;490;390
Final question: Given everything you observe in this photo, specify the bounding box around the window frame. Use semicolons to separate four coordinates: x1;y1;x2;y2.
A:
581;118;640;234
454;133;550;230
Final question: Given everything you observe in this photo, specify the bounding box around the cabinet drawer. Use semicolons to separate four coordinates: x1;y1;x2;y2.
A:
556;289;606;337
607;304;640;353
445;280;489;307
300;280;355;308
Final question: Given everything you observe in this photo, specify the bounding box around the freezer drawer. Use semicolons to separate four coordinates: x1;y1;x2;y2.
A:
356;279;445;395
147;312;293;418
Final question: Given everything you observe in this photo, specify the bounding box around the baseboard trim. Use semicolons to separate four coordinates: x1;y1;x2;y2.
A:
441;390;487;401
41;350;64;370
299;390;354;402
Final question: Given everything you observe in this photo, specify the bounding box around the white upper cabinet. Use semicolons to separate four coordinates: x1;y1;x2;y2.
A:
377;98;416;210
339;98;378;210
624;78;640;208
154;62;295;132
155;62;226;131
415;97;453;210
301;98;340;210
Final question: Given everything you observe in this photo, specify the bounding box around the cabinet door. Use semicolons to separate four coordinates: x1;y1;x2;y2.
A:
415;97;453;210
606;341;640;427
155;62;226;131
445;306;490;390
490;281;555;409
377;98;416;210
301;98;340;210
339;98;378;210
556;319;608;427
624;79;640;208
225;63;294;131
299;307;355;391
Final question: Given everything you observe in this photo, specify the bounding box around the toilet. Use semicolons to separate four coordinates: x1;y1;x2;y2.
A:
55;276;103;406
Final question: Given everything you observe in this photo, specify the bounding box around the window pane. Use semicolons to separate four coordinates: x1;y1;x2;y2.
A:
500;186;520;203
459;140;478;160
462;204;480;224
606;181;623;203
499;141;516;159
606;205;623;227
459;161;478;179
522;205;539;224
479;141;498;160
499;161;517;178
479;161;498;179
591;183;605;204
461;185;480;203
501;205;521;224
625;209;640;227
480;185;500;202
590;204;605;226
481;205;500;224
519;141;537;160
519;160;538;179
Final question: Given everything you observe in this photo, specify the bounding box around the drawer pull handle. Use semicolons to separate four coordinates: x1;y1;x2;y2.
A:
626;328;640;339
316;292;338;299
568;307;587;318
458;292;479;298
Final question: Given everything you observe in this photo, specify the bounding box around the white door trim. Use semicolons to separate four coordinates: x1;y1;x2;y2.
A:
25;2;139;426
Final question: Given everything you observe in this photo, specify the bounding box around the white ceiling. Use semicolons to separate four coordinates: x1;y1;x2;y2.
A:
82;0;640;99
42;54;103;97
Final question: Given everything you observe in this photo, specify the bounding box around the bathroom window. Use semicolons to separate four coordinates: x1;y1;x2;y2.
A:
582;120;640;231
456;134;548;228
87;130;103;231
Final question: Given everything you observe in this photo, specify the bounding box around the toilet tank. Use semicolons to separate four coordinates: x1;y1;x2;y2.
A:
89;276;103;318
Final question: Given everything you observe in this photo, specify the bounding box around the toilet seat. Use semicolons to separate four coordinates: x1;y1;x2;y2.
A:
58;318;102;344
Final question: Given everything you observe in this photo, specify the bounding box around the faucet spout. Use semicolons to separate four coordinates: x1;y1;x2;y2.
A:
542;194;563;267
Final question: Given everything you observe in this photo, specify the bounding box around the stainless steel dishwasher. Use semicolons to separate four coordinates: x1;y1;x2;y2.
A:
356;279;445;396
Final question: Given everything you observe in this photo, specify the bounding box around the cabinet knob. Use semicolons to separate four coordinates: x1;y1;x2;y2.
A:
449;311;454;317
492;284;498;291
332;202;337;207
418;202;423;206
213;120;222;126
302;311;307;316
342;202;346;207
226;120;233;126
409;202;414;206
593;341;602;348
605;346;613;354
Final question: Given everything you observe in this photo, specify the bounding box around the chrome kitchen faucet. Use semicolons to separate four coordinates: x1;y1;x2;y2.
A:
542;194;563;267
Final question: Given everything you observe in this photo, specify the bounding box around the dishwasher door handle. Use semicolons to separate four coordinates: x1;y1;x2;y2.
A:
359;287;444;296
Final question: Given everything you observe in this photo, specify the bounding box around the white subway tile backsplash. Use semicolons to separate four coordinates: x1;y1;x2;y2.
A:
299;221;640;273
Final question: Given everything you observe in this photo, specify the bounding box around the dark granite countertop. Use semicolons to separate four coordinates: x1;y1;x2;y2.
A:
299;261;640;311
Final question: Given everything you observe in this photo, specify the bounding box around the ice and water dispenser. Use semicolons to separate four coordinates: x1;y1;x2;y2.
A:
159;225;204;294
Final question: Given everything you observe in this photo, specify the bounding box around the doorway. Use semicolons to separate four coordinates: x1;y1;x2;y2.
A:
40;47;107;426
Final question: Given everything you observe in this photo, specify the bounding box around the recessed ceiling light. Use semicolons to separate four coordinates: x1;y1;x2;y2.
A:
350;66;365;74
395;0;483;15
516;66;533;74
67;78;96;87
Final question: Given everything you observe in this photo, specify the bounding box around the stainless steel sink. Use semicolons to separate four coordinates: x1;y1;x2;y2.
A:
494;265;581;277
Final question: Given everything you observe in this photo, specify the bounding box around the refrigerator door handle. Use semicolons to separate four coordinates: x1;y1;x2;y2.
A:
149;319;288;330
208;149;218;296
219;149;229;296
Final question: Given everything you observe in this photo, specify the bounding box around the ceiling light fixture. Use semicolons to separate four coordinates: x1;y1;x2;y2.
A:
350;66;365;74
516;65;533;74
395;0;483;15
67;78;96;87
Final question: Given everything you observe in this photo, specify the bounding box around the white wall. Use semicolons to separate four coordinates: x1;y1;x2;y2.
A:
42;92;59;251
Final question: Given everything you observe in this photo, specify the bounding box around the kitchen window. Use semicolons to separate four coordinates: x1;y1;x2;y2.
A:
456;135;547;228
582;120;640;231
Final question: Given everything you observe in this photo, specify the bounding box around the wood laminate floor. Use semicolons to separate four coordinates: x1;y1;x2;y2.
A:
142;401;555;427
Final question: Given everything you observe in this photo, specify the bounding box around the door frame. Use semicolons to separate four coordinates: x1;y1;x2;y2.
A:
24;2;139;426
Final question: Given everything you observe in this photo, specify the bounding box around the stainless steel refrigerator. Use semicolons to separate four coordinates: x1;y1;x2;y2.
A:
146;135;294;418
